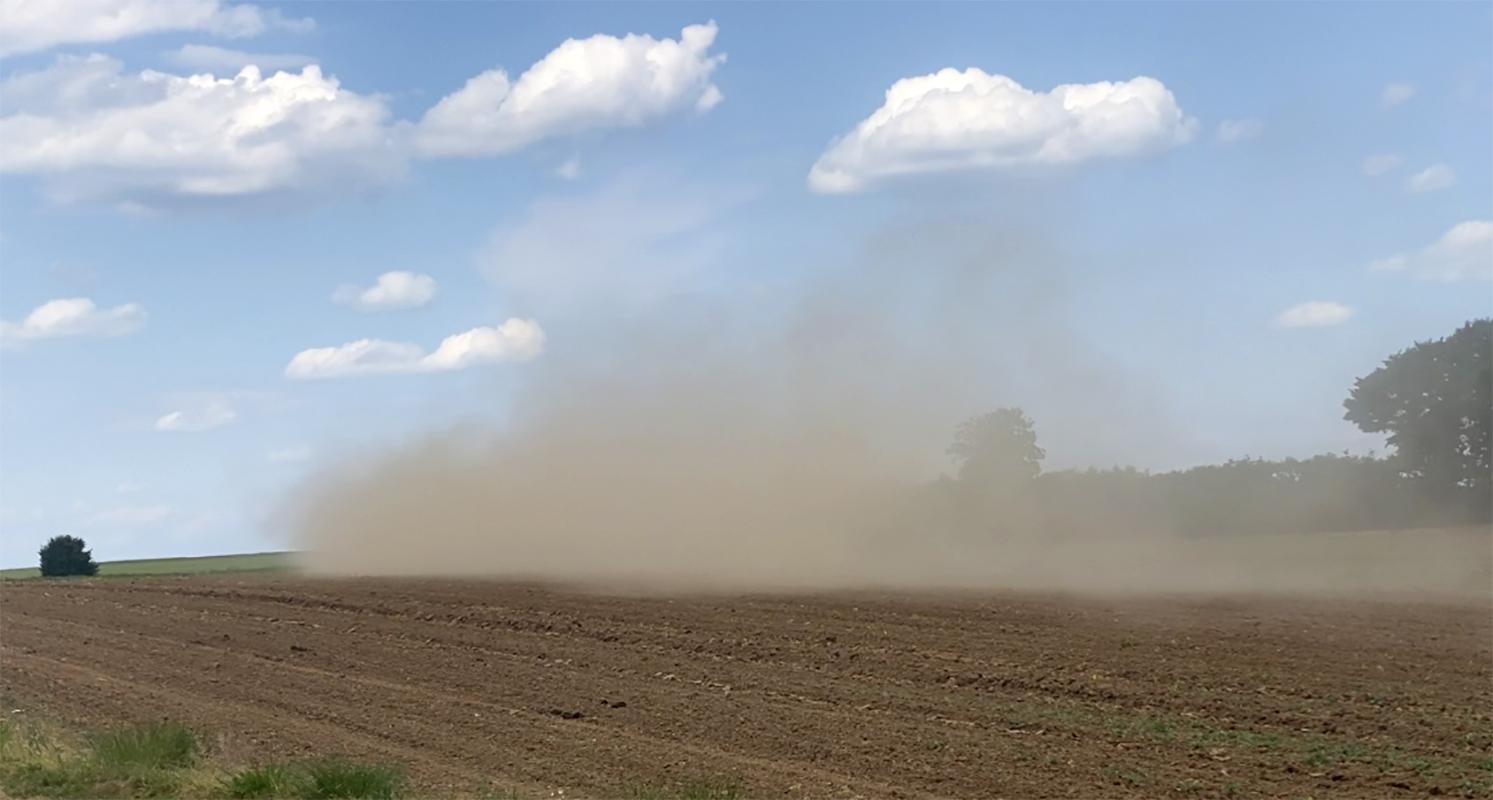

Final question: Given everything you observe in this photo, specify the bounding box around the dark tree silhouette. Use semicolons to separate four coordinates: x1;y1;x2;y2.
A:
949;408;1045;486
1343;319;1492;499
945;408;1046;536
39;535;99;577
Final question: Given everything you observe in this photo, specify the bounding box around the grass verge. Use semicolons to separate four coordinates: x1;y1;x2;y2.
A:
0;718;401;799
223;759;402;799
0;720;218;798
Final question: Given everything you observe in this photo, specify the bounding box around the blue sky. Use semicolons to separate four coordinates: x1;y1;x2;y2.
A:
1;1;1489;566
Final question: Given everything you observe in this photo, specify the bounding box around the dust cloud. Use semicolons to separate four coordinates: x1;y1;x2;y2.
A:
287;219;1490;598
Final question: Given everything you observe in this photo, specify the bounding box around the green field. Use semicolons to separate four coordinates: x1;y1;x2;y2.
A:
0;551;293;580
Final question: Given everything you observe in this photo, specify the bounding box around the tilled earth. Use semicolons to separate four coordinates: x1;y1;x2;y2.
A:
1;577;1489;798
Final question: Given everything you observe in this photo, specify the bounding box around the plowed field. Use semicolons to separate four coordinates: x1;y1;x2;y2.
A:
2;577;1489;798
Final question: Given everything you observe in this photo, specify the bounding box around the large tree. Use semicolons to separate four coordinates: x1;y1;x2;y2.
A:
948;407;1045;486
946;408;1046;535
1343;319;1492;496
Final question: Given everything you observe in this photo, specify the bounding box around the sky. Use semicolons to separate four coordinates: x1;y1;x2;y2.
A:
0;1;1489;566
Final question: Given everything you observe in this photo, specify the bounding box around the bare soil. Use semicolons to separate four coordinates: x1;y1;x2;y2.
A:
2;576;1489;798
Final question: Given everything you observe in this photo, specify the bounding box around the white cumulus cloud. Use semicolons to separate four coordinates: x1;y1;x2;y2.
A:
285;319;545;379
1380;81;1417;109
332;271;437;311
0;56;403;206
414;22;725;158
1405;163;1455;193
0;297;145;345
3;23;731;209
1216;118;1263;144
0;0;313;56
808;69;1196;193
165;43;315;72
1362;153;1403;177
1370;220;1493;282
1272;301;1354;329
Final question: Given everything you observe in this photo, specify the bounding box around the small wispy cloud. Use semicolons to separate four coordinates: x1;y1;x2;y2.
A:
332;271;437;311
267;444;313;464
0;0;315;57
155;398;237;432
1380;81;1416;109
1371;220;1493;282
1405;163;1455;193
1361;153;1403;177
1215;118;1263;144
0;297;145;346
285;319;545;379
1273;301;1354;329
556;156;583;180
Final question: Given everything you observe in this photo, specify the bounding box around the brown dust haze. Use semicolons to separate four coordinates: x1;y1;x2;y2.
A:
287;222;1489;597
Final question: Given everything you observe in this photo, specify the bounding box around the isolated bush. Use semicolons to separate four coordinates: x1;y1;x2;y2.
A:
38;535;98;577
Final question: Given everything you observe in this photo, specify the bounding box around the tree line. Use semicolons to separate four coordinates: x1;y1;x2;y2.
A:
943;319;1491;536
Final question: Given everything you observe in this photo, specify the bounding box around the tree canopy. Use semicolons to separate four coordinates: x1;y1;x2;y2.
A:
948;407;1045;487
39;535;99;577
1343;319;1491;496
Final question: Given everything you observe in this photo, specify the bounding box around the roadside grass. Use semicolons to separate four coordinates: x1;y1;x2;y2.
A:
225;759;402;799
89;722;197;771
301;760;403;799
0;716;738;800
0;719;400;799
0;551;293;581
224;764;302;798
0;720;220;799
